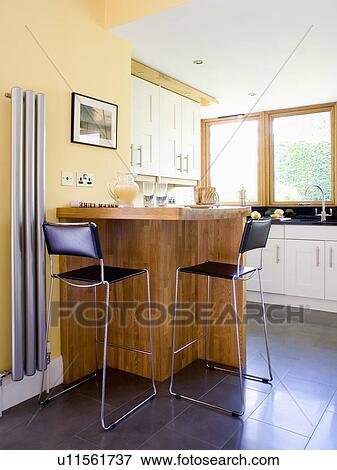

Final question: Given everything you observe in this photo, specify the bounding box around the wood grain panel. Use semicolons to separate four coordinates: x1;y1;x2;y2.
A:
59;216;247;383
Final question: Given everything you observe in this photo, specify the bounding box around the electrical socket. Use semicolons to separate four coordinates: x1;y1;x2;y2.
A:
76;172;95;187
61;171;74;186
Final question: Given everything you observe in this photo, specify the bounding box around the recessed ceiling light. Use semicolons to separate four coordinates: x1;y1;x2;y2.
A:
248;92;257;96
193;59;204;65
138;71;145;75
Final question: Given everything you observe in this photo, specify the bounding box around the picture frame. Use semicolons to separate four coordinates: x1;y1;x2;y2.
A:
71;92;118;149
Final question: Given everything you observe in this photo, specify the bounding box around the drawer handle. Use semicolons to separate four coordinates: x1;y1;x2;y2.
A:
316;247;320;267
330;247;333;268
276;245;280;264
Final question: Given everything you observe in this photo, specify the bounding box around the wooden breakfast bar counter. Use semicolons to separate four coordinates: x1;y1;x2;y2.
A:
56;206;250;383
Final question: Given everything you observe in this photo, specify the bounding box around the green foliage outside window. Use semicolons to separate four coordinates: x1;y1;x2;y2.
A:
274;141;332;201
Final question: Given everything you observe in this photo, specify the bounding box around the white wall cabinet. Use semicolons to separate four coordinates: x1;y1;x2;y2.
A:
181;96;201;180
246;239;285;294
132;77;201;179
325;241;337;301
132;77;160;176
159;88;182;178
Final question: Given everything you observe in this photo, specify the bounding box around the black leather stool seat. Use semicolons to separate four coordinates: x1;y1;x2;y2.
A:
180;261;256;280
58;264;146;284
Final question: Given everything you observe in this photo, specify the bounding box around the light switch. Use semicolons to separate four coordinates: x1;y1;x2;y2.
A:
61;171;74;186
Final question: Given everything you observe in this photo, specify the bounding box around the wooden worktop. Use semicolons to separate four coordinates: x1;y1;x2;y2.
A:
56;206;251;221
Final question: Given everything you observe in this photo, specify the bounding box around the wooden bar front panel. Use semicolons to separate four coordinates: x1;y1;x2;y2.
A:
59;217;246;383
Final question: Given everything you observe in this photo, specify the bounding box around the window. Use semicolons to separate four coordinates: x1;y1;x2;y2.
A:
271;110;333;203
202;103;336;206
208;117;261;203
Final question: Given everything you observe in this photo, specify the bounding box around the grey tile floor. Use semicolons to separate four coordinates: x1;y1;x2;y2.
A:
1;303;337;450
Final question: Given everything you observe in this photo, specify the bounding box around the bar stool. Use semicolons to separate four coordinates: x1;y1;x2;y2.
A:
169;219;272;417
39;222;156;430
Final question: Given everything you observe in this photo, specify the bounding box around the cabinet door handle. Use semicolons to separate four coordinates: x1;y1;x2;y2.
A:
184;155;189;173
330;247;333;268
316;247;320;267
177;153;183;172
130;144;134;166
137;146;143;167
276;245;280;264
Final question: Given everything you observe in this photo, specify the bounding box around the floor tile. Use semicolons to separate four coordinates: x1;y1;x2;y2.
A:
166;403;242;448
0;392;112;450
169;359;227;399
222;418;308;450
0;401;37;433
56;436;103;450
251;375;335;437
287;350;337;387
77;387;190;450
75;368;152;409
199;376;268;420
139;427;217;450
306;411;337;449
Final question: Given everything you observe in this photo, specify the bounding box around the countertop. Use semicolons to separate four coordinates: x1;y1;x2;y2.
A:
57;206;251;221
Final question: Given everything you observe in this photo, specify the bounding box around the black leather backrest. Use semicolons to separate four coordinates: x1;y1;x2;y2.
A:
239;219;272;254
43;222;103;259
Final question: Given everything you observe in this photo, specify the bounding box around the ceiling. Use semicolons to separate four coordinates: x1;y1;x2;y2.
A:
111;0;337;118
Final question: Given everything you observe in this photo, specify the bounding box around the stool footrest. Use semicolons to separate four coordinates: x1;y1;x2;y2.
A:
169;390;244;417
206;363;273;384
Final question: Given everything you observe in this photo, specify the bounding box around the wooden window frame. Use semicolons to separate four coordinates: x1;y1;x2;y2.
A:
201;102;337;206
201;113;265;206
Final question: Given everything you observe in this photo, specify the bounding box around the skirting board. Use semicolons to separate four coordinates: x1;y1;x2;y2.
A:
0;355;63;414
247;290;337;313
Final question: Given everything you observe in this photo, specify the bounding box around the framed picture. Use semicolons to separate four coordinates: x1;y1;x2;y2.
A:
71;92;118;149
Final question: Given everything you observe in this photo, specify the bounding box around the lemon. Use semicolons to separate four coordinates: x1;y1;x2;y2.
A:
274;209;284;216
251;211;262;220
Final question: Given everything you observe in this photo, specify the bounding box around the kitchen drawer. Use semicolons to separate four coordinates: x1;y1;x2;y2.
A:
269;225;285;239
285;225;337;241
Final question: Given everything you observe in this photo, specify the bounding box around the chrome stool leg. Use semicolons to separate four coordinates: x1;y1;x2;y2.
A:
169;269;244;417
100;271;157;431
39;278;97;405
208;272;273;385
258;269;273;381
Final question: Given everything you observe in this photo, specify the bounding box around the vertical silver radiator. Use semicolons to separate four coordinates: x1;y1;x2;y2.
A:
11;87;46;381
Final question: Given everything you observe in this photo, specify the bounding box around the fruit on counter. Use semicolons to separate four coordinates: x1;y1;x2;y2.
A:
270;213;281;219
274;209;284;216
251;211;262;220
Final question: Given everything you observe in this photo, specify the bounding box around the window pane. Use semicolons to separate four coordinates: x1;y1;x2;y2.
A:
273;112;332;202
209;120;259;202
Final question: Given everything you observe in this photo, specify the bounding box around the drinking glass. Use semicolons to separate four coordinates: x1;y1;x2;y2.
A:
143;182;155;207
156;183;168;207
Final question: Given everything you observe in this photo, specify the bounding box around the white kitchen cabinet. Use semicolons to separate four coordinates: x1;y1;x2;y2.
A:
246;239;285;294
181;96;201;180
132;79;201;180
159;88;182;178
285;240;324;299
325;241;337;301
132;77;160;175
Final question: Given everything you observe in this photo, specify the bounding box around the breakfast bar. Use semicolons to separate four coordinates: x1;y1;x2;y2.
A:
56;206;250;383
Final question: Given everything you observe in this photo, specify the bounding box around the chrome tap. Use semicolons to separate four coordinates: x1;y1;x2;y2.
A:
305;184;326;222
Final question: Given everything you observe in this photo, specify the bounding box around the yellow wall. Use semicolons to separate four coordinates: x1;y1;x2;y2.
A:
0;0;132;371
104;0;191;28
